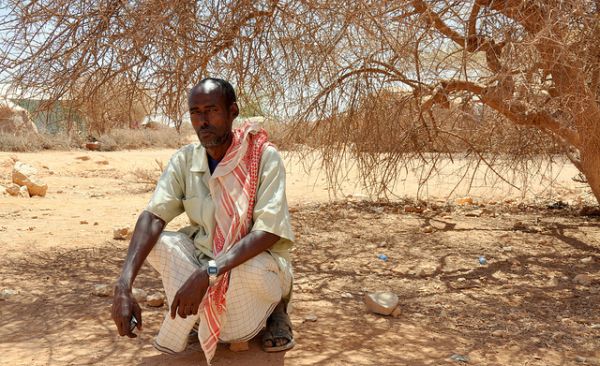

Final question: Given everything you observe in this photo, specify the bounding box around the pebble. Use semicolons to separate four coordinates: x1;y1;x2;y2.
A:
456;197;474;205
341;292;353;299
146;292;165;307
92;284;112;297
364;292;399;316
229;341;249;352
501;246;513;252
573;274;592;286
547;277;560;287
0;288;19;300
581;256;594;264
575;356;586;363
113;227;132;240
422;226;434;233
304;314;318;322
132;288;147;303
450;354;470;362
492;329;508;337
80;220;88;225
465;210;482;217
391;306;402;318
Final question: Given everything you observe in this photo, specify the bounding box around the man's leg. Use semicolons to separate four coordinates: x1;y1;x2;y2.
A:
146;231;204;353
217;251;293;346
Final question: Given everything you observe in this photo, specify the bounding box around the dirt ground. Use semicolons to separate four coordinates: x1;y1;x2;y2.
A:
0;149;599;366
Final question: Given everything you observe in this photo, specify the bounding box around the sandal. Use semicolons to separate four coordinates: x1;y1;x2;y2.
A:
262;309;295;352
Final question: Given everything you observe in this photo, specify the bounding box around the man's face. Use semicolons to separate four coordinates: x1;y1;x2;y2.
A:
188;83;238;148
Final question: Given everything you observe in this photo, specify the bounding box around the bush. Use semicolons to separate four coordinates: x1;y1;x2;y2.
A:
0;128;187;152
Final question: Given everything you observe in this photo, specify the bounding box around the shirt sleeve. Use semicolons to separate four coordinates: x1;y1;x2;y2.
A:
251;146;295;245
145;149;186;223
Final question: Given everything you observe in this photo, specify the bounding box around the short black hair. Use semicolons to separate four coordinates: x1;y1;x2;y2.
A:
190;78;237;107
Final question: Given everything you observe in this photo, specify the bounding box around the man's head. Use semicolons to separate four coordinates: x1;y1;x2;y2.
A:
188;78;239;150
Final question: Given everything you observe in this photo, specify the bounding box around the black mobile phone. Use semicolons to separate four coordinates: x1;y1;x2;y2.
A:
130;315;138;332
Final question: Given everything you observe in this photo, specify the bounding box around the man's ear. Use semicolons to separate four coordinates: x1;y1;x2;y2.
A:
230;103;239;119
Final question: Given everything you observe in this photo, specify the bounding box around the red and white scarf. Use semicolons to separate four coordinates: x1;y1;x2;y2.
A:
198;121;270;364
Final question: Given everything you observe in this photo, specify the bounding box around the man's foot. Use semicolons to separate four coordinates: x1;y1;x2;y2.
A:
262;301;295;352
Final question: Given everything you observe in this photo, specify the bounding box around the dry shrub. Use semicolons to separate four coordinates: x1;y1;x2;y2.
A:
131;159;165;192
96;128;185;151
0;132;81;151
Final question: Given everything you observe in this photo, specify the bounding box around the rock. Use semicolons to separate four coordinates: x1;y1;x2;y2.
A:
501;246;513;252
132;288;147;303
581;256;594;264
85;142;101;151
113;227;132;240
465;210;482;217
364;292;399;316
391;306;402;318
19;185;30;198
449;354;470;362
75;156;91;161
303;314;318;322
492;329;508;337
547;277;560;287
146;292;165;307
580;206;600;216
92;284;112;297
341;292;353;299
456;197;474;205
404;205;424;214
575;356;586;363
5;183;20;196
481;208;495;216
422;226;434;233
12;161;47;197
80;220;88;225
0;98;38;134
229;341;249;352
573;274;592;286
512;221;528;231
0;288;19;300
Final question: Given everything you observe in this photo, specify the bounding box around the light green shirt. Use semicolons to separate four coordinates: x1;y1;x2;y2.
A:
146;143;294;261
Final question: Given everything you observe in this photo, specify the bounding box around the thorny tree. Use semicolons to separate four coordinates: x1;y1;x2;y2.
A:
0;1;599;202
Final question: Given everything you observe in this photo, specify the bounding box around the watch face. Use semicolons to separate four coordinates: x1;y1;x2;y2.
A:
208;267;218;275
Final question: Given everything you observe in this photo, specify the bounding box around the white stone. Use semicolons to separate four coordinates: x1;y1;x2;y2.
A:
132;288;147;303
146;292;165;307
0;288;19;300
581;256;594;264
18;185;30;198
303;314;318;322
92;284;112;297
364;292;399;316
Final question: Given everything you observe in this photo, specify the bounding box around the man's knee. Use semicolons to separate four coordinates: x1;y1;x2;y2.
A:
146;231;192;271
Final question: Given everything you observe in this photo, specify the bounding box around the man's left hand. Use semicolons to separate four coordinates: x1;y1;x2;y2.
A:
170;269;209;319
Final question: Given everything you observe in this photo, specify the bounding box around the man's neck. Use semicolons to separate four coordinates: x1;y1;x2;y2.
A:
205;135;233;161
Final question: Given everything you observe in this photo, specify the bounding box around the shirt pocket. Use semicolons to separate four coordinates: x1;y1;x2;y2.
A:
182;196;204;225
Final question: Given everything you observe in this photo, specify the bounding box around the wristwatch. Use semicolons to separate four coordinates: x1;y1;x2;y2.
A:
207;259;218;287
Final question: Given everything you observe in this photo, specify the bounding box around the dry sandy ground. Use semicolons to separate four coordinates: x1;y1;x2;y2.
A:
0;148;599;366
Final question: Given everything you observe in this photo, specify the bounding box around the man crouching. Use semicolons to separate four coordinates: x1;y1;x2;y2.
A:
111;78;295;364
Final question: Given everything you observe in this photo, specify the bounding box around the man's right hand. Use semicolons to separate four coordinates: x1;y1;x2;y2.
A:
111;283;143;338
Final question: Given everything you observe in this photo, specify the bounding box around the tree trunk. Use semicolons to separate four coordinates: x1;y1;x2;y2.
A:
580;141;600;205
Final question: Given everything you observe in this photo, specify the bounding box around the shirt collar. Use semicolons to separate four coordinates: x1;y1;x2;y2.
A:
190;144;208;172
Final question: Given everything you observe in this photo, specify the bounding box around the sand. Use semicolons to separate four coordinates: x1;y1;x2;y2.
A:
0;148;598;365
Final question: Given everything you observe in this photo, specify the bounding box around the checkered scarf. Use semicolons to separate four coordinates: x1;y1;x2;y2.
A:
198;120;270;364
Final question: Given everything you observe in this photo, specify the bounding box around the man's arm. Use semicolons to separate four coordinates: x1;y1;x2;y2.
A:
112;210;166;337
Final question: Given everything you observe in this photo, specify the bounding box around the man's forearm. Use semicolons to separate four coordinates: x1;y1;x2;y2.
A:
117;210;166;290
214;230;280;275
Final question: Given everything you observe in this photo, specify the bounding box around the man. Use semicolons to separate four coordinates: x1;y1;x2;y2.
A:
111;78;295;364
